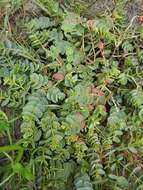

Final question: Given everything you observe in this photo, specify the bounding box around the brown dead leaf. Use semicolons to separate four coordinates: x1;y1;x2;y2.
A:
91;87;103;97
56;56;64;65
48;81;53;88
103;79;109;86
70;135;80;142
75;112;86;129
53;72;65;81
87;104;94;111
98;41;104;50
138;16;143;23
87;20;95;31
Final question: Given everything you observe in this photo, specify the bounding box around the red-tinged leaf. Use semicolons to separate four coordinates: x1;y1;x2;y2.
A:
53;72;65;81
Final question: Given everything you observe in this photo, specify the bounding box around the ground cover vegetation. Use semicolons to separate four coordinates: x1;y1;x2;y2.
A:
0;0;143;189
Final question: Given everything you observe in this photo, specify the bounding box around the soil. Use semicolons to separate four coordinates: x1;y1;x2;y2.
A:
125;0;143;22
24;0;143;24
76;0;143;25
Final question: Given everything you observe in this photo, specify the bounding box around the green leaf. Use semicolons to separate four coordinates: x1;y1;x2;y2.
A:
22;165;33;181
108;174;118;180
109;175;128;188
12;163;33;181
47;87;65;103
61;13;81;33
22;90;48;121
116;176;128;188
0;110;9;131
12;163;24;174
128;147;138;154
30;73;48;89
113;136;120;143
34;129;42;142
27;17;52;31
96;168;105;175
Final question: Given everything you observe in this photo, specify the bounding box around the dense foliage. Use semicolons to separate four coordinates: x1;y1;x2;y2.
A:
0;0;143;189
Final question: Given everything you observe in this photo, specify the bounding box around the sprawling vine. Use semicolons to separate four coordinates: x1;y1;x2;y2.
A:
0;0;143;189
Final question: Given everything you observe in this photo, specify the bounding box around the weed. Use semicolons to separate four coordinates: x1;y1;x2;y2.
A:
0;0;143;189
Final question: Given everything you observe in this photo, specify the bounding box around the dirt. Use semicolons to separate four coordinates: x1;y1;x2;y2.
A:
80;0;115;18
125;0;143;21
77;0;143;24
24;0;143;24
24;0;41;15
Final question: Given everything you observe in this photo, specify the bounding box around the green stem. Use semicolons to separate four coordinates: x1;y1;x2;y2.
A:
0;173;14;187
6;129;12;145
0;144;24;162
